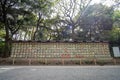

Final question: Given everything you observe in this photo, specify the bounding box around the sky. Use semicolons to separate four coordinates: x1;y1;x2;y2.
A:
51;0;117;18
91;0;101;4
91;0;115;6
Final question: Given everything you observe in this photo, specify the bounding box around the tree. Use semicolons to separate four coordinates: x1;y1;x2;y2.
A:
52;0;117;41
109;10;120;45
0;0;21;57
0;0;56;57
52;0;93;41
78;4;113;41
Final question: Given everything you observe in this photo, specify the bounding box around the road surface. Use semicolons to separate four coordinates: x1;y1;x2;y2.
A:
0;66;120;80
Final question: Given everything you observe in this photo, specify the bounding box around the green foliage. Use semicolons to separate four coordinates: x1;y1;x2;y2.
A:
77;4;113;41
113;10;120;20
0;41;5;57
112;10;120;27
0;29;5;39
0;0;119;42
0;22;4;29
109;10;120;45
0;22;5;40
109;27;120;42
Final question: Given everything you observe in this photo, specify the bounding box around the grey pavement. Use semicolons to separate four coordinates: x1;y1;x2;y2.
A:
0;66;120;80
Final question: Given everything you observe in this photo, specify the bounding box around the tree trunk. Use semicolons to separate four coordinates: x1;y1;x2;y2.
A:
4;24;11;57
72;26;75;41
33;13;41;40
1;0;10;57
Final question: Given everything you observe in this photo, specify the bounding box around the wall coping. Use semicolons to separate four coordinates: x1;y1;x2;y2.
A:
11;40;109;43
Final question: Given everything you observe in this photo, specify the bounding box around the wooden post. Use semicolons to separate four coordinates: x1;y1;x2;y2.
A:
29;59;31;65
94;59;97;65
62;59;64;65
12;58;15;65
45;58;47;65
113;59;116;65
38;58;40;65
80;59;82;65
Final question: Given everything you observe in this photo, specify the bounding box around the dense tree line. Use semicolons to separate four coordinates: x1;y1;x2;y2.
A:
0;0;120;57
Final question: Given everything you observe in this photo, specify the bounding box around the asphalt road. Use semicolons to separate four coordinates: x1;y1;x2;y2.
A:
0;66;120;80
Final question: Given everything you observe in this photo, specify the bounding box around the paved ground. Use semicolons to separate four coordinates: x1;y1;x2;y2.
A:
0;66;120;80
